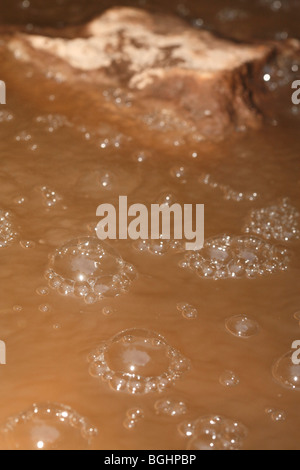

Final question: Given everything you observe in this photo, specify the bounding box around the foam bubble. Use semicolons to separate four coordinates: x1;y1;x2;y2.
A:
154;399;187;417
272;350;300;391
199;174;258;202
180;235;290;280
38;186;64;209
177;303;198;320
0;210;19;248
78;167;140;198
178;415;248;450
88;328;190;395
225;315;259;338
134;237;183;256
46;237;137;303
244;199;300;243
265;409;287;422
219;370;240;387
123;408;144;430
0;403;97;450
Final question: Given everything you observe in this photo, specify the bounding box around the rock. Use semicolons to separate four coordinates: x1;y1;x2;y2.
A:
5;7;300;138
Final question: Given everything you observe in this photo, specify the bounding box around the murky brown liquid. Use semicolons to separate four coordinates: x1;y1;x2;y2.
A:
0;0;300;450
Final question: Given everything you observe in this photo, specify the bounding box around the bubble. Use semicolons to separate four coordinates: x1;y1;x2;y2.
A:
0;110;14;122
20;240;36;249
38;186;64;209
219;370;240;387
243;199;300;243
225;315;259;339
0;210;19;248
123;408;144;430
179;415;248;450
36;286;49;296
36;114;71;133
102;306;115;316
134;237;183;256
38;304;52;313
266;409;287;422
0;403;97;450
88;328;190;395
78;167;140;199
154;399;187;417
13;305;23;313
199;174;258;202
177;303;198;320
170;166;188;184
180;235;289;280
45;237;137;303
293;311;300;323
272;350;300;391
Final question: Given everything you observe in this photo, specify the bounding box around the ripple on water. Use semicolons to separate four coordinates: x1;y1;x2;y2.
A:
45;237;137;304
88;329;190;395
178;415;248;450
0;403;97;450
180;235;290;280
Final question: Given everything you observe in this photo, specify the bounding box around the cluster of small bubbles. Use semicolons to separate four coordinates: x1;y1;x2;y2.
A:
78;167;140;198
154;399;187;417
20;240;36;249
0;403;97;450
38;186;63;209
0;210;19;248
243;199;300;243
134;237;183;256
88;328;190;395
45;237;137;303
38;304;52;313
103;88;133;108
15;131;32;142
265;408;287;422
123;408;144;430
170;166;188;184
0;110;14;122
199;174;258;202
180;235;290;280
14;196;27;206
178;415;248;450
272;350;300;391
36;286;50;296
36;114;71;133
98;133;128;150
225;315;259;339
177;303;198;320
219;370;240;387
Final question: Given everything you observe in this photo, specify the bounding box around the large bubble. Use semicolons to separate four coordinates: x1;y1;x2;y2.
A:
88;328;190;395
45;237;137;303
0;209;18;248
0;403;97;450
272;350;300;391
178;415;248;450
243;199;300;243
180;235;289;280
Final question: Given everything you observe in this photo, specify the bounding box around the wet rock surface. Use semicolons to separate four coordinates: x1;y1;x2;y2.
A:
4;7;300;138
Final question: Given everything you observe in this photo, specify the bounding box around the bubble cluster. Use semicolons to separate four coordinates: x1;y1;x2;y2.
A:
219;370;240;387
265;408;287;422
0;110;14;123
0;210;18;248
180;235;290;280
88;328;190;395
36;114;72;133
134;237;183;256
199;174;258;202
38;186;64;209
123;408;144;430
0;403;97;450
225;315;259;339
177;303;198;320
154;399;187;417
243;199;300;243
45;237;137;303
178;415;248;450
272;350;300;391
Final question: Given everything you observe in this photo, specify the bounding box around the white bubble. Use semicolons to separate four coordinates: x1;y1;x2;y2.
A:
244;199;300;243
0;403;97;450
0;210;19;248
179;415;247;450
88;328;190;395
154;399;187;417
45;237;137;303
272;350;300;391
225;315;259;339
181;235;289;280
219;370;240;387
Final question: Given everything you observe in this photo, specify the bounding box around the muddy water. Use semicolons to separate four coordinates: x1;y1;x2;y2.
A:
0;0;300;451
